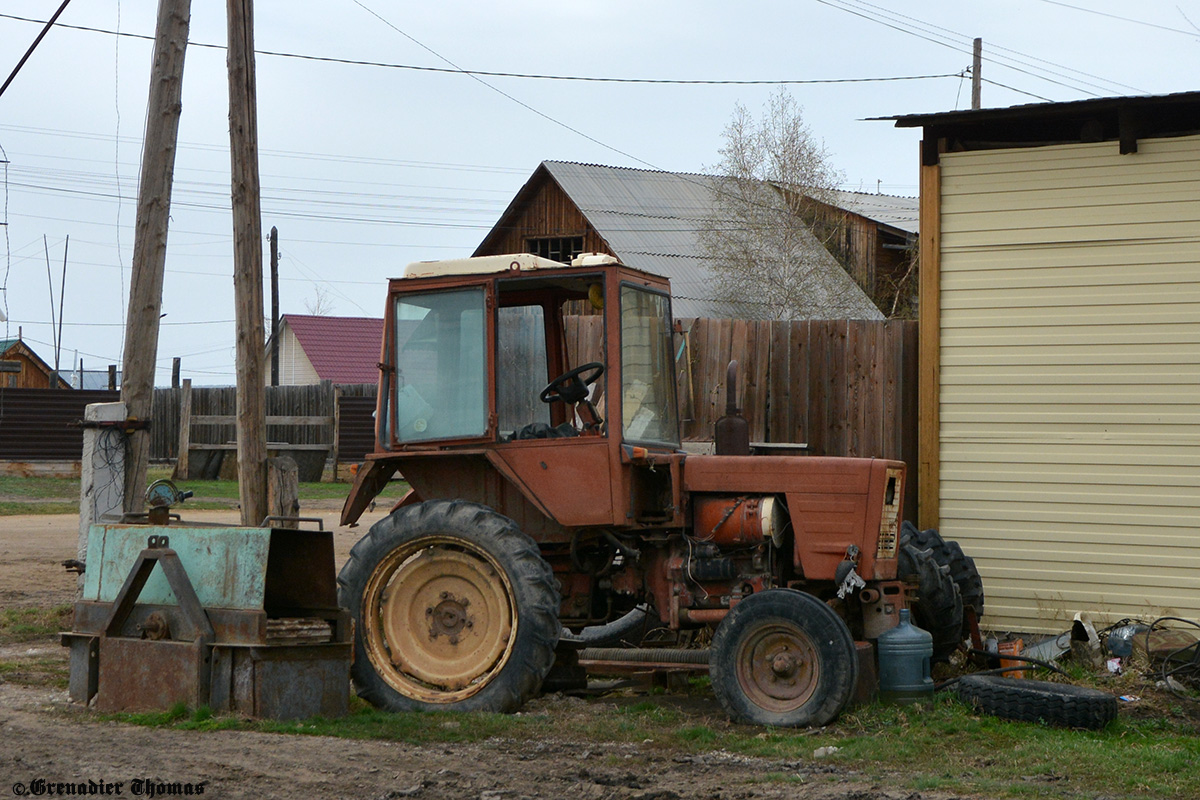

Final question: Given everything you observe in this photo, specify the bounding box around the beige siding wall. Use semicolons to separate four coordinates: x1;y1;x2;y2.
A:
939;135;1200;634
275;326;319;385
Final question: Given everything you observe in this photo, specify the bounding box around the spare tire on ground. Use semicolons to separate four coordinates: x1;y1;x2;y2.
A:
956;675;1118;729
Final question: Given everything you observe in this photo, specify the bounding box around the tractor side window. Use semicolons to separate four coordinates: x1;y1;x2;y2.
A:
496;305;550;437
619;285;680;448
392;288;487;442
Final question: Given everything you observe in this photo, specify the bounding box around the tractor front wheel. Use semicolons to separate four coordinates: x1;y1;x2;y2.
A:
337;499;560;713
709;589;858;728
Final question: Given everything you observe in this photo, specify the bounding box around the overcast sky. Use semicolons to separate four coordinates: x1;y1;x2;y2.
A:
1;0;1197;385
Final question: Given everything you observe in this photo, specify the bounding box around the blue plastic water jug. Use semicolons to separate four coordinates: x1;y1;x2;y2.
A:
877;608;934;705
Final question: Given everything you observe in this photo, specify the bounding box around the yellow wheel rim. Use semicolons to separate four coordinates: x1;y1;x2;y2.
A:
362;535;516;703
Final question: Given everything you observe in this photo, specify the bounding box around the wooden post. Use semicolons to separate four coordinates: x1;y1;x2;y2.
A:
228;0;267;526
971;38;982;110
121;0;192;513
270;226;280;387
171;356;181;388
331;384;341;482
267;456;299;528
173;378;192;480
917;140;943;530
108;364;117;390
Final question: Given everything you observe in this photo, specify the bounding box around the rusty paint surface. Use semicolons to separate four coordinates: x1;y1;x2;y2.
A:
95;638;209;712
490;438;615;526
684;456;904;581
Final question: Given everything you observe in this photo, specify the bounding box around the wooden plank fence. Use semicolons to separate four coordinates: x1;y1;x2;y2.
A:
1;317;917;514
148;381;378;466
647;318;918;520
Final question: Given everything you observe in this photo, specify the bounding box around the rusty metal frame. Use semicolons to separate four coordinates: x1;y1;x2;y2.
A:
94;538;216;712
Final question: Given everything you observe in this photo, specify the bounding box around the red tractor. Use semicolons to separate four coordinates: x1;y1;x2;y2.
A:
339;253;961;727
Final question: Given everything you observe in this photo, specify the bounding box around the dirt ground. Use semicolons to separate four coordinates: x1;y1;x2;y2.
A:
0;507;974;800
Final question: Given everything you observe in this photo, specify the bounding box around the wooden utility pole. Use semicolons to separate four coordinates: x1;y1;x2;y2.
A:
228;0;268;526
121;0;191;513
971;38;982;110
270;226;280;386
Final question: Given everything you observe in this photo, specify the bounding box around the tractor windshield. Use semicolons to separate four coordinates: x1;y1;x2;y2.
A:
620;284;680;448
390;288;487;443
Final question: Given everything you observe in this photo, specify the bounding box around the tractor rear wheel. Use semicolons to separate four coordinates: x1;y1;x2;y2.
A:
709;589;858;728
337;499;560;713
898;541;964;662
901;521;985;623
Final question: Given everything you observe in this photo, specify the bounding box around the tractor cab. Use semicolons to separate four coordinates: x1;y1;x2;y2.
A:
342;253;685;532
337;252;949;730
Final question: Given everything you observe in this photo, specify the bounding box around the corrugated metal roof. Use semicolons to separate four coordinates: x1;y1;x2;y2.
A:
541;161;884;320
281;315;384;385
887;89;1200;128
831;190;919;235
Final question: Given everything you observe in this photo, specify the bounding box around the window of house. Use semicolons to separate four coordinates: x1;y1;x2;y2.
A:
526;236;584;264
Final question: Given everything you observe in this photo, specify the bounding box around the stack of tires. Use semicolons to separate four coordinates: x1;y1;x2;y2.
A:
897;520;985;662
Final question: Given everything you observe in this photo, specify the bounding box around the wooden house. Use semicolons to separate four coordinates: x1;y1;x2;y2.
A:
271;315;384;385
0;338;71;389
475;161;911;320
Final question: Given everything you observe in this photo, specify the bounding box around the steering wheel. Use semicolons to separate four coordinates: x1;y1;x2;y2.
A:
540;362;604;405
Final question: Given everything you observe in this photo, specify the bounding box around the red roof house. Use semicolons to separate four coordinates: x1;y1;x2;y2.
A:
272;314;384;385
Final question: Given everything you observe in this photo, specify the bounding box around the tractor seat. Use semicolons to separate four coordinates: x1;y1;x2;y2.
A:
511;422;580;441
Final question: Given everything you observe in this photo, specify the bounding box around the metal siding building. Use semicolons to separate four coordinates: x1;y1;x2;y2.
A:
895;94;1200;634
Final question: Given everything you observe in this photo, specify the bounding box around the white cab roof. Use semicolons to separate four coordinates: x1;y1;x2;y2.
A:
402;252;621;279
403;253;566;279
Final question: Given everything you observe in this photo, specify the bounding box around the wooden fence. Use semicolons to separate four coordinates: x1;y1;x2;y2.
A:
672;318;919;518
1;318;917;512
560;317;920;517
149;382;377;463
0;388;120;462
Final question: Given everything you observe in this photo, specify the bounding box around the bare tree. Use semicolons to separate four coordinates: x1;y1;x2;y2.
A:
699;90;879;320
304;285;335;316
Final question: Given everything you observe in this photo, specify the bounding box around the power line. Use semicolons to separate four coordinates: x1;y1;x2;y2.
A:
8;316;234;327
813;0;1144;99
0;11;964;88
1037;1;1200;38
830;0;1148;95
0;0;74;100
0;121;528;175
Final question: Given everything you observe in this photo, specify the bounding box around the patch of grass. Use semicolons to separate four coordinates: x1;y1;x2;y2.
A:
802;693;1200;800
0;605;73;643
0;466;409;516
0;500;79;515
0;475;80;499
676;725;718;745
0;657;69;689
104;690;1200;798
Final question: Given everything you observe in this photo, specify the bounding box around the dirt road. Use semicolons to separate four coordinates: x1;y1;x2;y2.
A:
0;510;967;800
0;505;386;610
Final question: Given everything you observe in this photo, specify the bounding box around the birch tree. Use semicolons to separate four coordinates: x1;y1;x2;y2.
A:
699;90;873;319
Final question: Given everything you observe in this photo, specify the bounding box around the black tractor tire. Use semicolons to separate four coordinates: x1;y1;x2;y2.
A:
897;541;964;662
710;589;858;728
337;499;560;713
901;520;985;622
957;675;1118;729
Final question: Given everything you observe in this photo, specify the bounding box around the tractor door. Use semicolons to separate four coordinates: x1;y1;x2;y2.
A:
616;282;685;527
490;273;619;528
